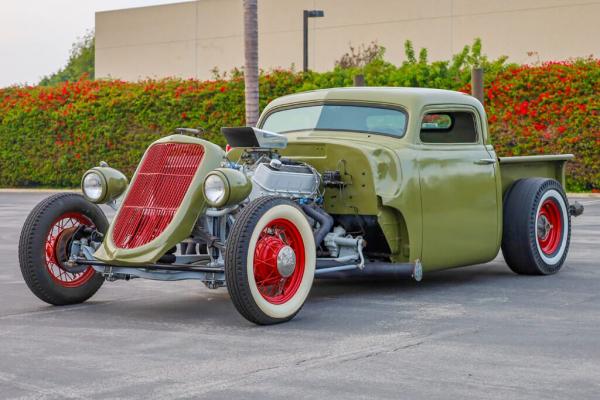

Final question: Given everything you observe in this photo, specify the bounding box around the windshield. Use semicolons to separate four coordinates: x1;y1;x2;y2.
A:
261;104;408;137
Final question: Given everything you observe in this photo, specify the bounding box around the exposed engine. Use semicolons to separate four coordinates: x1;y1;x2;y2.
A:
207;127;365;272
248;158;321;201
221;126;322;202
237;153;365;268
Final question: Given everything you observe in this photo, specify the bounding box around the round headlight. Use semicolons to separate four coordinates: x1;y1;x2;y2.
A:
204;174;227;206
82;172;104;202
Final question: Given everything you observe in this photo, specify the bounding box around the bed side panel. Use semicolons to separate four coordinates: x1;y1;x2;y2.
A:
499;154;574;195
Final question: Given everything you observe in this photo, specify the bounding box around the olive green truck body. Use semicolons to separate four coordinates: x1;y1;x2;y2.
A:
257;87;573;271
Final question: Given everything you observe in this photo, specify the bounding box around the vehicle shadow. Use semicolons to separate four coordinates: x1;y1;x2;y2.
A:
310;260;517;298
63;260;520;330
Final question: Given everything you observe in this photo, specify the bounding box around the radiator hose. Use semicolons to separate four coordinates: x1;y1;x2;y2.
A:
301;205;334;247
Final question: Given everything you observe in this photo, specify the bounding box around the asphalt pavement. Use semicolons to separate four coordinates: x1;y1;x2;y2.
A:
0;192;599;399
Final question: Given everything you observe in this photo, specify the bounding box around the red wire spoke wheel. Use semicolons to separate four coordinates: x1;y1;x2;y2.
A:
225;197;316;325
253;218;306;304
19;193;108;305
44;212;96;288
502;178;570;275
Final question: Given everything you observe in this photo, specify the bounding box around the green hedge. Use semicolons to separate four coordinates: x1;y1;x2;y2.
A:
0;57;598;191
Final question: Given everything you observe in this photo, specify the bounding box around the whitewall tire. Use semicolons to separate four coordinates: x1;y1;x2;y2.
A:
502;178;571;275
225;197;316;324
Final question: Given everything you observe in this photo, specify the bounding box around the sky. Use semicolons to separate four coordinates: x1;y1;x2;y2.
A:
0;0;185;87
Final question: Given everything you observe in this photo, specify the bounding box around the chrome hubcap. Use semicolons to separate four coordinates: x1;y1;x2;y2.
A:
276;245;296;278
537;214;553;241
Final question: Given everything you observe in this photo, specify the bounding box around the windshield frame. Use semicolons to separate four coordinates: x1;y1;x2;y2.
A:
258;101;410;139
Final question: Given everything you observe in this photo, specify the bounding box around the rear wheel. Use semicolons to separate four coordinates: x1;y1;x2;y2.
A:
19;193;108;305
225;197;316;325
501;178;571;275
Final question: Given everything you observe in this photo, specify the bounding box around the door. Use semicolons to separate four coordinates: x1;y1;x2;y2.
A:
417;109;499;269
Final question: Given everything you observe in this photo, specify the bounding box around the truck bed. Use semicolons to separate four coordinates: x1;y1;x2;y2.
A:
498;154;574;195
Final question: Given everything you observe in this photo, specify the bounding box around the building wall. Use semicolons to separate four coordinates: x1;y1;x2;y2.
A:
95;0;600;81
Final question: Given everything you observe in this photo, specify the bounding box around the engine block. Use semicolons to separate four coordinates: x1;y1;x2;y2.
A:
249;160;320;200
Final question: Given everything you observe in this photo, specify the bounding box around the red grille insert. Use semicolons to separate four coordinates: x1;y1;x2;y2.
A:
112;143;205;249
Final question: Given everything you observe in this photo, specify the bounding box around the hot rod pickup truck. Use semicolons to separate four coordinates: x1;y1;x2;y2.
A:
19;87;584;325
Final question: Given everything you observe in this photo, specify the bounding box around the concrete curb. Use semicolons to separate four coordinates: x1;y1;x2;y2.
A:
0;189;78;193
566;193;600;198
1;188;599;197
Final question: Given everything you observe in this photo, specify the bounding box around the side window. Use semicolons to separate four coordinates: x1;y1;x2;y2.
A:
420;112;478;144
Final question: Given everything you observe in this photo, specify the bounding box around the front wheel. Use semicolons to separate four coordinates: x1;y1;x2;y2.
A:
19;193;108;305
225;197;316;325
501;178;571;275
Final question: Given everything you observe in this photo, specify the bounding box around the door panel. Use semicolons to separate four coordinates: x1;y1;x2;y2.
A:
418;144;499;269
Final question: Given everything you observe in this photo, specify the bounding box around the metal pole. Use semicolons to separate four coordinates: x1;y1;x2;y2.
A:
353;74;365;86
471;67;484;106
303;10;309;72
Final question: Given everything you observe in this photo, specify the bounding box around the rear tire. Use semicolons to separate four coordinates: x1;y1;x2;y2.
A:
225;197;316;325
19;193;108;305
501;178;571;275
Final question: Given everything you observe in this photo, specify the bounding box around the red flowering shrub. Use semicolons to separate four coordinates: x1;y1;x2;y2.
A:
462;59;599;191
0;59;597;190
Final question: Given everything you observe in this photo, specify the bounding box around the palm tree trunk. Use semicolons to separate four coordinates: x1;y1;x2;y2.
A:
243;0;259;126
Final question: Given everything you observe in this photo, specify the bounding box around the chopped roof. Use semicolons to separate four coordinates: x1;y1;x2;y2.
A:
263;87;484;114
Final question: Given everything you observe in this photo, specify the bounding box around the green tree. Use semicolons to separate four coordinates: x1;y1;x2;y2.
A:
39;31;94;86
